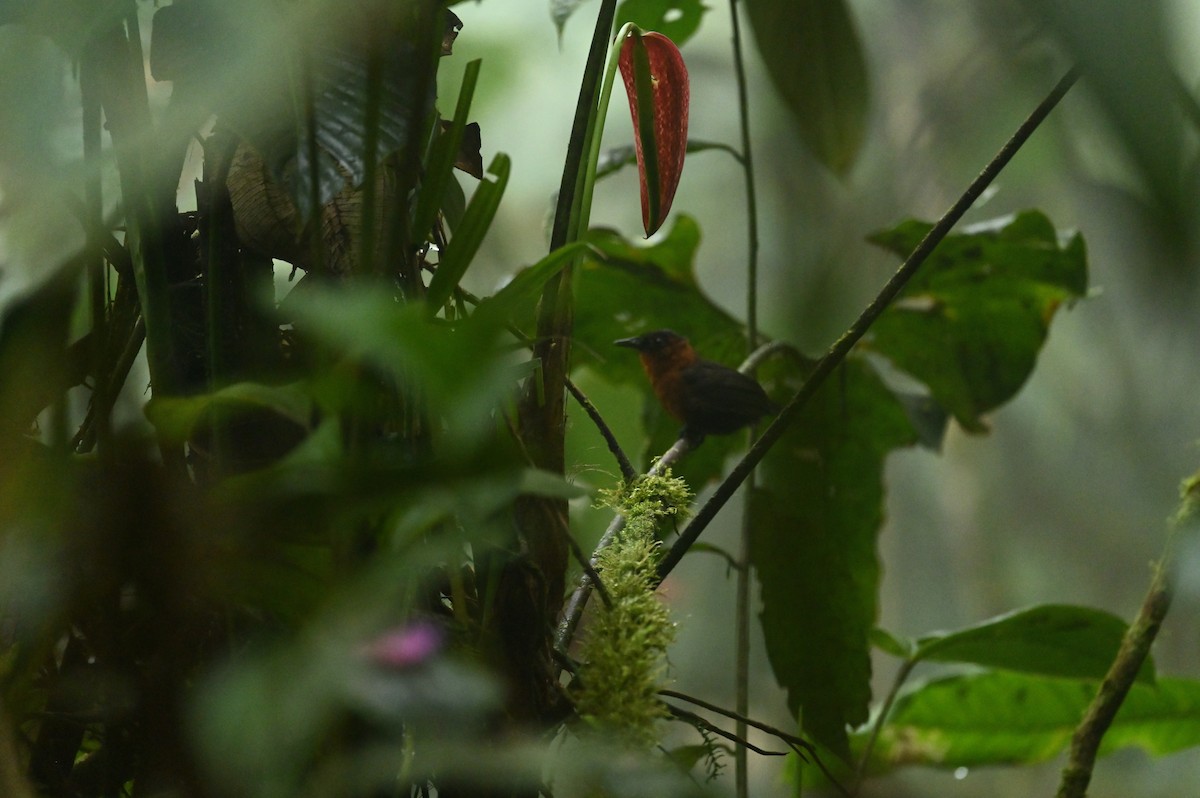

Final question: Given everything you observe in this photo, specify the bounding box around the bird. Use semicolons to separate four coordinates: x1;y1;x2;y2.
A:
614;329;777;444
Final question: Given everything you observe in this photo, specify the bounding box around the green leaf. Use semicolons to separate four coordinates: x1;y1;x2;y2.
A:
287;289;514;451
865;210;1089;432
411;59;481;245
871;628;916;660
572;216;750;486
518;468;591;500
749;357;917;757
145;381;313;443
472;240;594;326
858;672;1200;771
914;604;1155;684
441;173;467;232
742;0;869;176
615;0;709;47
427;153;511;312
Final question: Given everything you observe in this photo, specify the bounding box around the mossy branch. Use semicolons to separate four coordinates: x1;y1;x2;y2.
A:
1055;473;1199;798
556;437;694;649
572;472;692;747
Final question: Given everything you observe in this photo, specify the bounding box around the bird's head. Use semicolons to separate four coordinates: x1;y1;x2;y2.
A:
614;329;696;368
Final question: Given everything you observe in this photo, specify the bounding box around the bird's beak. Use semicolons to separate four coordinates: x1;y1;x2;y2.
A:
614;336;643;350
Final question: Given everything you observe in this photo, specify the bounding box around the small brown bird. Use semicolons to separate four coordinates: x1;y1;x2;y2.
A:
615;329;776;444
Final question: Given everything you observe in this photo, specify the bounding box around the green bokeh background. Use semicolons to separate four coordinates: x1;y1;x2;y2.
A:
2;0;1199;795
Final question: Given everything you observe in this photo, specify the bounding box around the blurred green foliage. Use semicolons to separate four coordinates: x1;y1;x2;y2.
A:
0;0;1198;796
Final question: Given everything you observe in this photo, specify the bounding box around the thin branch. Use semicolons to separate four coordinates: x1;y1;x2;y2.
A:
664;705;787;758
738;339;813;375
519;0;619;477
565;378;637;482
550;646;581;680
73;315;145;454
81;44;109;455
563;527;613;610
1055;475;1197;798
852;658;916;794
453;286;636;482
729;0;760;793
659;689;814;759
655;67;1081;583
663;698;852;797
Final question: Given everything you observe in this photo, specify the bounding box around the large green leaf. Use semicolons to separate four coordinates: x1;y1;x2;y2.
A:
749;357;917;757
571;216;750;486
286;288;517;454
471;240;594;326
615;0;708;47
858;672;1200;771
145;381;314;444
912;604;1155;684
742;0;869;176
865;210;1088;432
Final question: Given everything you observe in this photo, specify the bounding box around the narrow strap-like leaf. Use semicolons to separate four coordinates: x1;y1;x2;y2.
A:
426;153;510;312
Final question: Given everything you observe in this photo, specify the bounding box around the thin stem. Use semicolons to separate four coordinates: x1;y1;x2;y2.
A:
573;22;637;243
564;378;637;482
518;2;620;612
563;527;613;610
656;67;1080;583
202;132;239;472
659;689;814;758
81;45;108;454
852;658;917;793
72;263;141;454
739;339;812;375
1055;475;1196;798
453;285;636;483
730;2;759;349
733;565;751;793
660;695;852;797
729;2;760;795
100;18;175;397
664;705;787;758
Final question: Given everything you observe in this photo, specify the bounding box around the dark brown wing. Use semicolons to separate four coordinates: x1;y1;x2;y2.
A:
678;359;776;435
